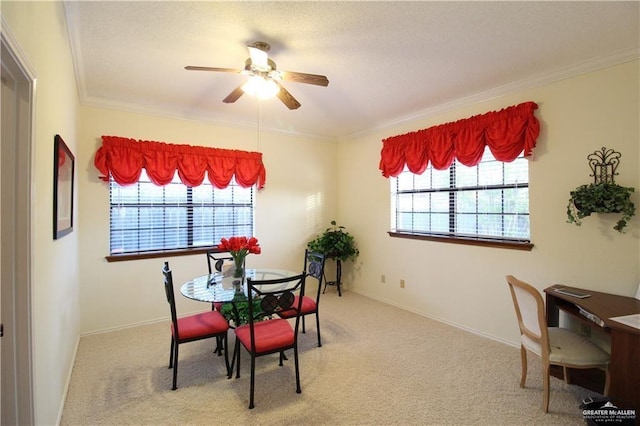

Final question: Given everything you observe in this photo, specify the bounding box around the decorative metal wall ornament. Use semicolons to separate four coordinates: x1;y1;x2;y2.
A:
567;147;635;233
587;147;621;184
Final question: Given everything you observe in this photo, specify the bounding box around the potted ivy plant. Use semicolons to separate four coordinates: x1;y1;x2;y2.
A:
566;182;636;232
219;295;264;326
307;220;359;261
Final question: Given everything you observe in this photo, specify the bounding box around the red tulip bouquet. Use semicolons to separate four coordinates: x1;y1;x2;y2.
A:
217;236;261;278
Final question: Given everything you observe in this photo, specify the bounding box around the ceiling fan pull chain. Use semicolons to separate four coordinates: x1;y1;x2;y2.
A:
257;102;262;152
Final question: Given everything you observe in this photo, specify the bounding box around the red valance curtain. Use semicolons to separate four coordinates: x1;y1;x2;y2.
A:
94;136;266;189
379;101;540;177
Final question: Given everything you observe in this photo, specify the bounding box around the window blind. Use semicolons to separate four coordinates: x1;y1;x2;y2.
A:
391;149;530;241
109;170;254;255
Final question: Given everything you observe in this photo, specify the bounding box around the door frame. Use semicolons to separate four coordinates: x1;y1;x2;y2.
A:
1;18;35;425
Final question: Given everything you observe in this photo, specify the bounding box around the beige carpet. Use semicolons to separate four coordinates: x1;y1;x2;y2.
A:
61;289;595;425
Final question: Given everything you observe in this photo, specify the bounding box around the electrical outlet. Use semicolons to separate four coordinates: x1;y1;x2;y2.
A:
400;279;405;288
381;274;386;283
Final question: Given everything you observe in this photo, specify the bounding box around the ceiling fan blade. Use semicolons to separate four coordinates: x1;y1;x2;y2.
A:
247;44;269;69
223;85;245;104
281;71;329;87
275;83;301;110
185;66;242;73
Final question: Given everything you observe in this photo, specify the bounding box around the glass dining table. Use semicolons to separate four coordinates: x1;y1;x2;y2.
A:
180;268;301;305
180;268;301;376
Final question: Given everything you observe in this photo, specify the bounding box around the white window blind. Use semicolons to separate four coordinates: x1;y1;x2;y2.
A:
391;149;530;242
109;170;254;255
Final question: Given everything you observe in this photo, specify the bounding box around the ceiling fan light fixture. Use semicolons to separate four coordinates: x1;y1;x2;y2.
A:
186;40;327;109
242;76;280;100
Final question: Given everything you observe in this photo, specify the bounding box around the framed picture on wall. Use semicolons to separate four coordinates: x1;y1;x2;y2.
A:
53;134;75;239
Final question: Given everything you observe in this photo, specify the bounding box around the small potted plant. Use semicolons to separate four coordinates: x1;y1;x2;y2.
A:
566;182;635;232
307;220;359;262
219;295;263;326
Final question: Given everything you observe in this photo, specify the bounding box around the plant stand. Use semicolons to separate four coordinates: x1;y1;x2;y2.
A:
322;256;342;297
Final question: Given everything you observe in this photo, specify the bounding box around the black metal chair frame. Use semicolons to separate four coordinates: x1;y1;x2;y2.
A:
206;250;233;274
233;272;307;409
163;261;229;390
279;250;327;347
205;250;244;356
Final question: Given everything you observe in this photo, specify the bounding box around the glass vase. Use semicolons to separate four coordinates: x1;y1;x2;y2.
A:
233;255;245;279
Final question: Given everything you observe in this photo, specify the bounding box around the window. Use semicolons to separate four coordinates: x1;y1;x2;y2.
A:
390;149;530;246
109;170;254;257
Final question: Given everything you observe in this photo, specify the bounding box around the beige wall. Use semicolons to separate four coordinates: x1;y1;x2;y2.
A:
2;2;80;425
77;106;337;333
338;60;640;345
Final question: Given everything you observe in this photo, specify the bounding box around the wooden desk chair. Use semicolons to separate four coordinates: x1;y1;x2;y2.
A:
278;250;327;347
163;261;230;390
233;272;307;409
506;275;610;413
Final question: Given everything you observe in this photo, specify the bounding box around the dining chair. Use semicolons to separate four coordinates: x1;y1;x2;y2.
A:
233;272;307;409
206;250;233;275
206;250;233;312
162;261;230;390
278;250;327;346
506;275;610;413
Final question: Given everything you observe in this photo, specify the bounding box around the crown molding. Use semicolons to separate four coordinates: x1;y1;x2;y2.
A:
342;47;639;142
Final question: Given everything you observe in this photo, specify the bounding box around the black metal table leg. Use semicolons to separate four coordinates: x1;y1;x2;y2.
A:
226;302;241;378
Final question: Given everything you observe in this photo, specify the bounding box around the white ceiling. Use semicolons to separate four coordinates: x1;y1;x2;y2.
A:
64;1;639;140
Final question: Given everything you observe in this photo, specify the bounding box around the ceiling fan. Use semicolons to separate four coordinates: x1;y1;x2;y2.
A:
185;41;329;110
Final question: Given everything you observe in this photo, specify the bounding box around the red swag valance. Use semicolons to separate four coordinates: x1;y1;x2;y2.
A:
94;136;266;189
379;101;540;177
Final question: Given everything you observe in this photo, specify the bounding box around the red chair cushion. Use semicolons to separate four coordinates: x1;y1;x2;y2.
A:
278;295;316;319
173;310;229;341
235;319;294;354
213;302;224;311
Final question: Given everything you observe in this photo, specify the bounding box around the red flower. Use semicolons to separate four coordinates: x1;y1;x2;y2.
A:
246;237;261;254
217;236;261;257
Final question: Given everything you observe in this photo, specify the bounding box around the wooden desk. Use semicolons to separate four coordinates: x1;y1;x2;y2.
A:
544;285;640;411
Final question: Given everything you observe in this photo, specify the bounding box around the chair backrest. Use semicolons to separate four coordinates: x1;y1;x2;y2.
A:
304;250;326;303
506;275;549;355
206;250;233;274
246;272;307;348
163;261;179;333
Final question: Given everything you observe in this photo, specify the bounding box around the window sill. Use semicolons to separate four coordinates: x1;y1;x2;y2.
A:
106;247;221;262
388;231;534;251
